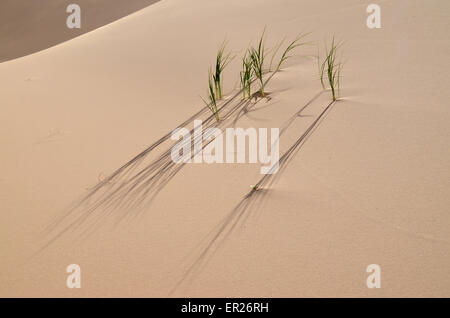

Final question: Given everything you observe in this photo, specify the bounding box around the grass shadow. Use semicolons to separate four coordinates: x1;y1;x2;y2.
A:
170;91;336;294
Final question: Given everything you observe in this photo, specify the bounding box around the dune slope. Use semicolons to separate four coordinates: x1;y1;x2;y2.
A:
0;0;449;297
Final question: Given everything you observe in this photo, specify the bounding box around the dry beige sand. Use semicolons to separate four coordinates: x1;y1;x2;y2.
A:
0;0;449;297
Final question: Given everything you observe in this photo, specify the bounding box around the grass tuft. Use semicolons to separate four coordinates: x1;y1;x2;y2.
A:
319;37;343;101
274;33;308;72
262;32;309;90
240;52;253;100
201;69;220;122
249;30;267;97
213;41;233;100
249;30;308;98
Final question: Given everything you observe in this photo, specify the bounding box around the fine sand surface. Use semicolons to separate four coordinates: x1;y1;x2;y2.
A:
0;0;449;297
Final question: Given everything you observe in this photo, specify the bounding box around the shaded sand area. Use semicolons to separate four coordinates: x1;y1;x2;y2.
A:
0;0;449;297
0;0;160;62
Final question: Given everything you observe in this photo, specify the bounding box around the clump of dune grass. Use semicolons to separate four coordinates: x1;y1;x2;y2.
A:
319;37;342;101
249;30;308;98
240;53;253;100
213;41;233;100
249;30;267;97
273;33;308;73
201;69;220;122
263;33;308;88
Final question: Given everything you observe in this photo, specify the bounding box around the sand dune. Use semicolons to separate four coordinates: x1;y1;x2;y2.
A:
0;0;449;297
0;0;160;62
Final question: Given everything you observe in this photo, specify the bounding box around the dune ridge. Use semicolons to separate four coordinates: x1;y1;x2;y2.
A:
0;0;161;62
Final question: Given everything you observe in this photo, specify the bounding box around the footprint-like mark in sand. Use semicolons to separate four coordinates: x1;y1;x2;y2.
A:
34;128;69;145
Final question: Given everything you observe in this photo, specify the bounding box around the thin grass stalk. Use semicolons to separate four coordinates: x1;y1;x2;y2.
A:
240;52;253;100
213;41;233;100
201;69;220;122
320;37;342;101
262;32;309;89
249;30;266;97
